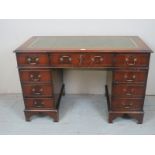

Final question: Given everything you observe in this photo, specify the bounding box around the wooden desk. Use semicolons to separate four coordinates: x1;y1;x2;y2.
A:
14;36;152;123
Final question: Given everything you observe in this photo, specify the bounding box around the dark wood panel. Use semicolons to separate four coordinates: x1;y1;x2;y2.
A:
113;70;148;83
51;69;63;106
114;54;150;67
112;84;145;98
22;84;53;97
50;53;113;67
24;98;55;109
16;53;49;67
19;69;52;83
111;98;143;111
83;53;113;67
50;53;80;67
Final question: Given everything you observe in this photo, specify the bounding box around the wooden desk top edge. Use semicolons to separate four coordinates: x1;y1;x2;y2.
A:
14;36;153;53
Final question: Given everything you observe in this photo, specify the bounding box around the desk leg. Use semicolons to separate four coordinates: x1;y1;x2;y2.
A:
62;84;65;96
24;111;31;121
108;111;144;124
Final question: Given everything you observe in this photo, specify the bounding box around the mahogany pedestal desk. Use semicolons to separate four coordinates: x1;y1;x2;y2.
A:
14;36;152;124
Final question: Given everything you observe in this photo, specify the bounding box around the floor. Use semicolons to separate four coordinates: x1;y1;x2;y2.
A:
0;94;155;135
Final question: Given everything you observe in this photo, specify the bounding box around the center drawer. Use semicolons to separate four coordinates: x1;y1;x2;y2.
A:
50;53;113;67
22;84;53;97
83;53;112;67
50;53;80;67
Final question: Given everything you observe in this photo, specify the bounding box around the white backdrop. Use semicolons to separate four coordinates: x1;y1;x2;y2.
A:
0;19;154;94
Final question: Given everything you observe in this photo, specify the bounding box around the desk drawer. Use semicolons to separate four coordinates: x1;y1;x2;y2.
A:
112;84;145;98
16;53;49;67
113;70;147;83
111;98;143;111
114;54;150;67
24;98;55;109
19;70;52;83
50;53;80;67
86;53;112;67
22;84;53;97
50;53;113;67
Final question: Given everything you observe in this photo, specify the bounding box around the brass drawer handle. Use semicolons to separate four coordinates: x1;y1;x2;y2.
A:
91;56;104;62
60;55;72;63
27;56;39;65
123;88;135;96
125;57;137;66
122;102;133;109
124;106;130;109
126;93;132;96
30;73;41;81
33;100;44;108
126;79;134;82
32;87;43;95
124;74;136;82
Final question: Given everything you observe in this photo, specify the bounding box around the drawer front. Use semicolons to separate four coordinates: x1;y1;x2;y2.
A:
50;53;80;67
113;70;147;83
114;54;150;67
50;53;113;67
22;84;53;97
19;70;52;83
111;98;143;111
112;84;145;98
24;98;55;109
85;54;112;67
16;53;49;67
